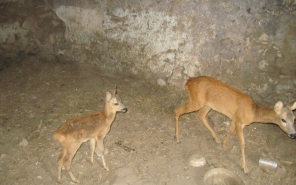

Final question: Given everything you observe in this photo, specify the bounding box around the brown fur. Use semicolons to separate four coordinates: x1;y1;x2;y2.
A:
53;92;127;183
174;76;296;173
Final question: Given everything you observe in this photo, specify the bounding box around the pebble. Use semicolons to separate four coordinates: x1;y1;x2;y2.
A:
157;78;166;86
19;138;29;147
0;154;6;159
188;154;206;167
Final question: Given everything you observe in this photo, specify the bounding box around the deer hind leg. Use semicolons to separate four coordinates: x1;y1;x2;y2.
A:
90;138;96;165
64;144;81;183
197;106;220;143
57;147;67;183
222;120;236;147
96;137;109;171
235;122;249;173
174;102;202;142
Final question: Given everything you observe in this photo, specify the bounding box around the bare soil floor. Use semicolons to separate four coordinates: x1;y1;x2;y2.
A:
0;59;296;185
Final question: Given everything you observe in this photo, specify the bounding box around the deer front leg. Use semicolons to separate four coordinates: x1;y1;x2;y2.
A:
236;122;249;173
96;137;109;171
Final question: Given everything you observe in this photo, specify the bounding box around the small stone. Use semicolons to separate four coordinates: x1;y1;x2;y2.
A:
0;154;6;159
276;50;282;57
37;176;42;179
188;154;206;167
157;79;166;86
19;138;28;147
223;121;230;126
259;33;268;42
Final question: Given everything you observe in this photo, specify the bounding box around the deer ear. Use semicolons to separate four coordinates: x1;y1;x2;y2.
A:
274;101;284;114
290;101;296;110
106;92;112;101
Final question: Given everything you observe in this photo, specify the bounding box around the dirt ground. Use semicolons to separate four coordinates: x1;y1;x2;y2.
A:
0;59;296;185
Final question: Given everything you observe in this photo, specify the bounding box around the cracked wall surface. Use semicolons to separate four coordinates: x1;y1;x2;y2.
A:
0;0;295;101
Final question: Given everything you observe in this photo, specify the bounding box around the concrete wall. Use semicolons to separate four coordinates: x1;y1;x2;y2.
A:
0;0;295;101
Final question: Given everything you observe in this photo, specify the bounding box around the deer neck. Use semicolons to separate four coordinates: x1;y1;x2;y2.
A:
253;104;277;124
103;105;116;125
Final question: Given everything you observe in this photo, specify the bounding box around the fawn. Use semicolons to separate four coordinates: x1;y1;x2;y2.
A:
174;76;296;173
53;91;127;183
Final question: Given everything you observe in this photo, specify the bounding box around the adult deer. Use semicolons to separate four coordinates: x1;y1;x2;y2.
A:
174;76;296;173
54;90;127;183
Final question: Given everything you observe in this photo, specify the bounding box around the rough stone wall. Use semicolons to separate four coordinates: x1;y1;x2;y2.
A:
0;0;65;67
0;0;295;101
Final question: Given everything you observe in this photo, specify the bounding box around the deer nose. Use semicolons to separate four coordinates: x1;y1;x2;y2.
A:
122;108;128;113
288;133;296;139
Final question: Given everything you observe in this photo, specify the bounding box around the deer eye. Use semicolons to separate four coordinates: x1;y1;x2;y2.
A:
114;103;119;106
281;119;287;123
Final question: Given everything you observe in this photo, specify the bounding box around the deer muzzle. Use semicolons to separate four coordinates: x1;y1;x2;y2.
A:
122;108;128;113
288;133;296;139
